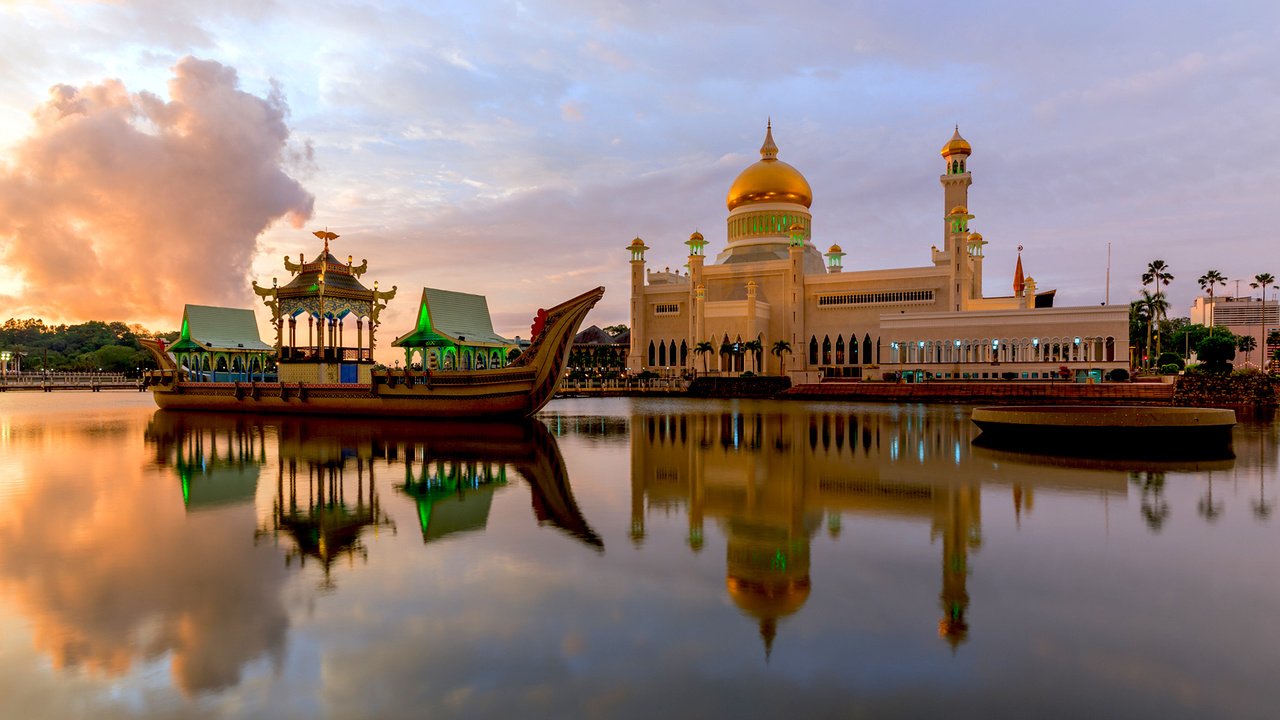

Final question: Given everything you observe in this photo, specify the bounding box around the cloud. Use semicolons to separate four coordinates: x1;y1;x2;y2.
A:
0;56;313;326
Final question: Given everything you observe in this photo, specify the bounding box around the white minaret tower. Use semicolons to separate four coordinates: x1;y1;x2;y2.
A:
627;237;649;372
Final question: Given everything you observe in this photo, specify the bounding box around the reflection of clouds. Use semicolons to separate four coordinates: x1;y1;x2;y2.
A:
0;420;290;696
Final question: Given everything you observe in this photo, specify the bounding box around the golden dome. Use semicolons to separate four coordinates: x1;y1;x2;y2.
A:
949;205;969;216
967;232;983;242
628;237;646;248
941;126;971;157
827;244;843;254
688;231;704;242
726;576;811;620
726;122;813;211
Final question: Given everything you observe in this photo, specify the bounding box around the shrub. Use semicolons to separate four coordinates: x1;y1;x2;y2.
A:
1160;363;1180;374
1196;334;1237;373
1157;352;1185;370
741;370;755;377
1107;368;1129;382
882;371;899;382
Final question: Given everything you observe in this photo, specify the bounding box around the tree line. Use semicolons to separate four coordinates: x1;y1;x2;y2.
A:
0;319;178;375
1130;260;1279;373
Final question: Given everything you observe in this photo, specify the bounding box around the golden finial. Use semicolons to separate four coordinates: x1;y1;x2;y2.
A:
760;119;778;160
313;228;339;255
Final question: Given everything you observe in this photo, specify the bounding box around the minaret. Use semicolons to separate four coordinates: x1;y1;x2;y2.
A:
686;231;708;374
627;237;649;372
941;128;974;309
786;223;807;370
825;244;845;273
940;126;972;232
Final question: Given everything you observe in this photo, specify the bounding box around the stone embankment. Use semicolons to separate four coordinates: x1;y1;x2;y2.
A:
1172;373;1279;408
779;381;1175;405
687;376;792;398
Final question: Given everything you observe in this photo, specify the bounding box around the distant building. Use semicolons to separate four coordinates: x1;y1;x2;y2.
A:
1190;295;1279;365
569;325;629;374
627;124;1129;381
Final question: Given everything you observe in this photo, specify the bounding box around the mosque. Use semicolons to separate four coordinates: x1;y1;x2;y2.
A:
627;125;1129;381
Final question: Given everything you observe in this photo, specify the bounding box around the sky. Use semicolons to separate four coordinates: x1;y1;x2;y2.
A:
0;0;1277;346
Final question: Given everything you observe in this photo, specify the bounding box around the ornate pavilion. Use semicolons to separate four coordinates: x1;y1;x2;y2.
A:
252;230;398;383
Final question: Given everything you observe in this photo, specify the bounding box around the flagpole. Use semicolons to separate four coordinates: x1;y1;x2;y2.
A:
1105;242;1111;305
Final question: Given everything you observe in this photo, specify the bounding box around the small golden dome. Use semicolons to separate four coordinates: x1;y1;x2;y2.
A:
967;232;983;242
949;205;969;216
689;231;704;242
726;576;811;620
941;126;972;157
727;122;813;211
629;237;646;247
827;244;843;254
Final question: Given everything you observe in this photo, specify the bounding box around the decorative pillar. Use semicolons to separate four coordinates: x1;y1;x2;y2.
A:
357;319;364;361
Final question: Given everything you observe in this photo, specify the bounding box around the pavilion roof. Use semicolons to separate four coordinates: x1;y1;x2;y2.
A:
279;253;373;296
574;325;626;346
393;288;513;348
168;305;273;353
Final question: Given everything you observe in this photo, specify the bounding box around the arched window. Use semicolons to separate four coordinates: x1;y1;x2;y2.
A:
822;336;832;365
668;340;677;366
809;336;819;365
835;335;845;365
680;340;688;366
658;341;667;366
863;334;873;365
850;334;859;364
648;341;656;366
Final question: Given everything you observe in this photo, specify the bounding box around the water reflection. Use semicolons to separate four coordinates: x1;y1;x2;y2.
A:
626;408;989;653
150;412;603;590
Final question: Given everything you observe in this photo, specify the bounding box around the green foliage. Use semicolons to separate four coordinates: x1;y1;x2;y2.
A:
1196;334;1237;373
1156;352;1185;370
1;317;176;373
1107;368;1130;382
1236;335;1257;354
1160;363;1180;374
603;324;629;336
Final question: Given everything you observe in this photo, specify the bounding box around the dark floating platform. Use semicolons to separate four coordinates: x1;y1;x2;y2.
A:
970;405;1236;459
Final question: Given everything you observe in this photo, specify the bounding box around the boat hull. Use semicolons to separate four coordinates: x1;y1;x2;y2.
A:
970;405;1236;457
152;381;538;418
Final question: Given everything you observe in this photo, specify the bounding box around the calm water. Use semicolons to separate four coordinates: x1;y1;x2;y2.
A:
1;393;1278;719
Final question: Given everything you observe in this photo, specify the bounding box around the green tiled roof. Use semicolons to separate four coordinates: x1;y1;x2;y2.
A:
170;305;273;353
393;288;513;348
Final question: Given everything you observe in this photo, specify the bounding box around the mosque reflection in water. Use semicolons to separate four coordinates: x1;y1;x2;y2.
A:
615;406;1212;654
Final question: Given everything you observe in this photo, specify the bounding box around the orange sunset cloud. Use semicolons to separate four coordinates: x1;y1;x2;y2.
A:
0;57;313;326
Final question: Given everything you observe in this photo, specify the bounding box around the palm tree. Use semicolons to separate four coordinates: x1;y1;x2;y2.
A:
1198;270;1227;336
1238;334;1257;364
743;339;763;373
1136;290;1166;368
1251;273;1275;356
693;341;715;375
1143;260;1174;361
770;339;793;375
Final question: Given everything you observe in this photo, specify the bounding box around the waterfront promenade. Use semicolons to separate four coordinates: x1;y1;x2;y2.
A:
0;371;140;392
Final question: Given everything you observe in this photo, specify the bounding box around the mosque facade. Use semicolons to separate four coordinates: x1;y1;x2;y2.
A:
627;125;1129;381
